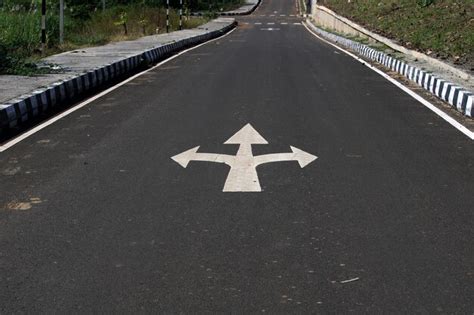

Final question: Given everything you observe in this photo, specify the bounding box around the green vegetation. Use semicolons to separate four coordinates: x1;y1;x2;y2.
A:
0;0;243;74
319;0;474;70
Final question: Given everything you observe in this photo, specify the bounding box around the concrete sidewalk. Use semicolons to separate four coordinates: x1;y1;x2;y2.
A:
0;18;236;132
220;0;260;15
191;0;260;16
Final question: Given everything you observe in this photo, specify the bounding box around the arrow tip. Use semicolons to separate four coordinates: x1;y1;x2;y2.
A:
171;146;200;168
290;146;318;168
224;123;268;144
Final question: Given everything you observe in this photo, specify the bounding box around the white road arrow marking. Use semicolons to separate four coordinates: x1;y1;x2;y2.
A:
171;146;234;168
254;146;317;167
171;124;318;192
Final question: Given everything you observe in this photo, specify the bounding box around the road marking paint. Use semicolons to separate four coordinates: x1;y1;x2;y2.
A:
280;22;288;25
270;14;275;17
261;28;280;31
302;22;474;140
280;14;286;16
289;14;295;16
260;14;266;16
159;66;181;70
254;22;262;25
293;22;302;25
0;28;238;152
267;22;275;25
340;277;360;284
171;124;317;192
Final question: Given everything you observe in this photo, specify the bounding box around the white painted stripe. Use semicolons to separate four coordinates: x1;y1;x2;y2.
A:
441;84;449;100
456;91;466;110
280;14;286;16
407;66;413;80
267;22;275;25
280;22;288;25
466;96;473;117
293;22;301;25
0;28;238;152
254;22;262;25
448;87;458;105
302;22;474;140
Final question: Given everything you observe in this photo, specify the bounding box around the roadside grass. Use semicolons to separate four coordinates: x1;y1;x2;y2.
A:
319;0;474;70
0;5;208;75
0;11;46;74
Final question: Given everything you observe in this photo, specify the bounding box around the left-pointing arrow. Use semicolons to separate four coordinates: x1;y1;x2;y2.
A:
171;124;318;192
171;146;235;168
171;146;200;168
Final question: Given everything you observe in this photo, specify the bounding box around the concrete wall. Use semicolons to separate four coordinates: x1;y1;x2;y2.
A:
309;4;472;83
311;5;374;42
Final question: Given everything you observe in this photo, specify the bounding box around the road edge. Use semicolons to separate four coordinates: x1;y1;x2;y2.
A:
0;27;238;152
304;19;473;120
190;0;262;17
302;20;474;140
0;20;237;135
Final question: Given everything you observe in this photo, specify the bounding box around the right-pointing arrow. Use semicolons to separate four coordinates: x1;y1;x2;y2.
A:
171;124;318;192
290;146;318;168
253;146;318;168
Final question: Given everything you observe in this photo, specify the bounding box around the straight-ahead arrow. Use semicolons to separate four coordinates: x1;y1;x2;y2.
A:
171;124;318;192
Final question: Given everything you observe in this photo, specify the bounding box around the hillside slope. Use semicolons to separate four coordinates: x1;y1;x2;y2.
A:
319;0;474;72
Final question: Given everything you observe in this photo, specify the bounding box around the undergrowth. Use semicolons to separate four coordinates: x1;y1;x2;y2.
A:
0;3;215;75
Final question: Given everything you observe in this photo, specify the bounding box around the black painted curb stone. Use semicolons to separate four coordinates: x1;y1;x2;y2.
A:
0;21;236;134
305;20;473;118
191;0;261;17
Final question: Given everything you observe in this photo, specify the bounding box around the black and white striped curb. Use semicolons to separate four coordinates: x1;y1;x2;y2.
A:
191;0;260;16
305;21;473;118
0;22;236;132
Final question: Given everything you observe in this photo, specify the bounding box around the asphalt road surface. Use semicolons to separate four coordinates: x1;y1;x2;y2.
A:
1;0;473;312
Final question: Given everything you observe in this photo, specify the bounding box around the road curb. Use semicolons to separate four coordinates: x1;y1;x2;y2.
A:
220;0;261;16
305;20;473;118
0;21;236;133
191;0;261;16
